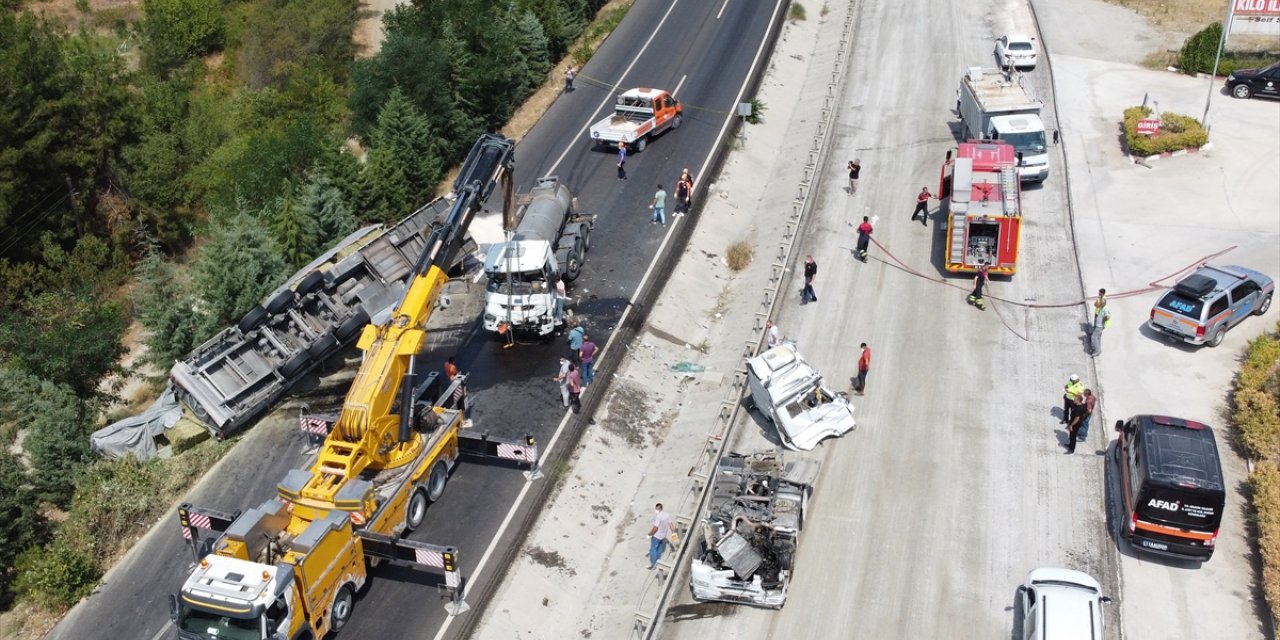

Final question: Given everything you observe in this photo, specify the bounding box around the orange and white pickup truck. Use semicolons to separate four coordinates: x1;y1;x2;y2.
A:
589;87;683;151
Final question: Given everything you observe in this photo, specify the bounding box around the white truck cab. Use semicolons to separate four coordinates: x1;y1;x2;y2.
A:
746;344;856;450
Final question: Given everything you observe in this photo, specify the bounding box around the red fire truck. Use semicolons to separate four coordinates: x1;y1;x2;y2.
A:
938;140;1023;275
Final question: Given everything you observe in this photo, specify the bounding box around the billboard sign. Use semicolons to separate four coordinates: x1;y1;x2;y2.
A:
1231;0;1280;36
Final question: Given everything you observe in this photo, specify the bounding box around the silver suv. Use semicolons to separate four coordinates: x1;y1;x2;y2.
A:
1019;568;1111;640
1149;264;1274;348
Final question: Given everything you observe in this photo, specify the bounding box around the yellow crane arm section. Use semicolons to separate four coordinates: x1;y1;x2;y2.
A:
297;134;515;508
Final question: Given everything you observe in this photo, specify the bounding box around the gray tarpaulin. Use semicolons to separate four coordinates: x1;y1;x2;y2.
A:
91;385;183;460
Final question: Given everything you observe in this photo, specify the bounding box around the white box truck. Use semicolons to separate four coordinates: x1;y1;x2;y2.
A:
957;67;1050;182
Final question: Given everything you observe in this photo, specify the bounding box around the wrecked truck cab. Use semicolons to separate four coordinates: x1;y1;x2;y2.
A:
746;343;856;450
690;452;820;609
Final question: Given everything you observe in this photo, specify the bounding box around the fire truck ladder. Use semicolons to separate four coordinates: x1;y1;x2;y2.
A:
1000;166;1018;216
947;210;967;266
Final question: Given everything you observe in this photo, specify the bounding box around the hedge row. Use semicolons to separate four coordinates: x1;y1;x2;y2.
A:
1178;22;1278;76
1235;322;1280;627
1122;106;1209;157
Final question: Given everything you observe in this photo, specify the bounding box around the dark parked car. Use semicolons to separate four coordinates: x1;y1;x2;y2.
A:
1226;61;1280;100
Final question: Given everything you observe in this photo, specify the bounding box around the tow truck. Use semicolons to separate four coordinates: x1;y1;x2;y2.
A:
938;139;1024;275
168;134;542;640
588;87;683;152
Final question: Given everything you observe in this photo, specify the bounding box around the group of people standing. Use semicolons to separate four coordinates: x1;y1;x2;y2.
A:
554;320;598;413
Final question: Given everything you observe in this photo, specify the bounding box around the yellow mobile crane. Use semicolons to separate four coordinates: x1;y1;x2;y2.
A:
168;134;540;640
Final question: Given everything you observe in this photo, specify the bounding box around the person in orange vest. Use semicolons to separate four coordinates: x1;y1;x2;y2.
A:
854;343;871;394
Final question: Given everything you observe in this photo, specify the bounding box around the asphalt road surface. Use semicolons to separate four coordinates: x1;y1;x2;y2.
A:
660;0;1121;637
45;2;784;639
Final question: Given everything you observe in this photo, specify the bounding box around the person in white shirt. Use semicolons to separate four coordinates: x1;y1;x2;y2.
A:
648;503;672;569
766;320;780;348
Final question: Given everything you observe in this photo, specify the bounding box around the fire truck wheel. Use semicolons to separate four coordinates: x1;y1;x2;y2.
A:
427;461;449;502
405;488;428;532
330;585;354;631
635;136;647;152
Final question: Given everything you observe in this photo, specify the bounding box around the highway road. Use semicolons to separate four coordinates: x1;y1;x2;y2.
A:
656;0;1123;637
45;1;785;639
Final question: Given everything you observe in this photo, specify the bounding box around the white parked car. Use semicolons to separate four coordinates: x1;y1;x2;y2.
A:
1018;568;1111;640
995;34;1038;70
746;343;855;451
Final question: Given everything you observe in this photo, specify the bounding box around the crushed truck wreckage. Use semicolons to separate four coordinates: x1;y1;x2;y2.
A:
690;451;820;609
747;343;856;450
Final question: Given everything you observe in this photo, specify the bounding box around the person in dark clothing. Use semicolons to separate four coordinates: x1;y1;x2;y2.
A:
912;187;932;225
801;256;818;304
1065;413;1083;453
967;264;988;310
674;169;693;216
855;216;873;262
847;159;861;194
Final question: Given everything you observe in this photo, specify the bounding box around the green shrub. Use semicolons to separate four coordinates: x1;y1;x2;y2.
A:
1122;106;1209;156
1178;22;1222;75
789;3;807;21
12;542;100;608
1252;461;1280;626
1235;325;1280;460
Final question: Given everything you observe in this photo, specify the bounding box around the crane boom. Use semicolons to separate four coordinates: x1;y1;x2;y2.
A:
299;133;515;507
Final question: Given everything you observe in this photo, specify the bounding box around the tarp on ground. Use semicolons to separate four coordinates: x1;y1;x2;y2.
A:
90;385;183;460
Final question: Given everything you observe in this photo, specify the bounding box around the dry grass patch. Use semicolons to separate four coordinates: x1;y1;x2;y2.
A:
1105;0;1223;34
725;241;754;272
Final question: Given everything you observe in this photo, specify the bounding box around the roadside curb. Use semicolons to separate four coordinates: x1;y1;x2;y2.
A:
1126;142;1213;166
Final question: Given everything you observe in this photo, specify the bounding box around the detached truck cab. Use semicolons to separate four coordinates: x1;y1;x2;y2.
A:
957;67;1049;182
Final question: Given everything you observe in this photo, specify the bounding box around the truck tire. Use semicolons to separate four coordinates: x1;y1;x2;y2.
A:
330;585;354;631
578;225;591;252
1255;294;1272;316
635;136;647;152
296;271;326;296
1208;326;1227;348
336;310;370;342
178;388;212;424
308;332;338;360
563;249;583;282
404;488;428;532
426;461;449;502
265;289;295;315
279;351;310;379
237;305;268;334
671;114;682;130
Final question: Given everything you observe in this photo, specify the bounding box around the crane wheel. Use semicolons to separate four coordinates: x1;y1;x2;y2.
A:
330;585;354;631
405;488;428;532
427;461;449;502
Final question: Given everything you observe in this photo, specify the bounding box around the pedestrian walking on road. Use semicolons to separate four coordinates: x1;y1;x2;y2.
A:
911;187;932;225
651;184;667;226
564;65;576;92
855;215;873;262
566;364;583;413
443;356;459;382
1094;288;1107;313
847;159;861;194
554;278;569;326
648;503;673;569
766;320;780;348
854;343;871;394
674;169;693;216
579;335;597;387
1065;412;1083;454
1089;298;1111;357
967;264;989;310
801;255;818;304
1062;373;1084;425
567;320;586;362
617;142;628;180
553;356;572;407
1077;389;1097;442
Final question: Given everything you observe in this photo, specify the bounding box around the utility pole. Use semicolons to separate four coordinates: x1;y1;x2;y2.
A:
1201;1;1236;134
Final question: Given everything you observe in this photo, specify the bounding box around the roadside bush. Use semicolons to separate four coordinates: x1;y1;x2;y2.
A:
1177;22;1221;75
11;542;99;608
1122;106;1209;156
1236;324;1280;460
726;241;754;272
1252;461;1280;626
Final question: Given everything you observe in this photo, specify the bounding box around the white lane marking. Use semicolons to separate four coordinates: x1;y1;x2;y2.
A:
432;0;787;638
148;622;171;640
673;74;688;98
543;1;686;178
717;0;732;20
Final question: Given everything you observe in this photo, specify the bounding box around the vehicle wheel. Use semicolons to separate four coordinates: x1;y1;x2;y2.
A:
671;114;682;130
279;351;310;379
179;388;212;424
404;488;428;532
1208;326;1227;348
635;136;647;152
297;271;326;295
1232;83;1252;99
265;289;295;315
578;225;591;252
237;305;268;334
330;585;354;631
308;332;338;360
426;461;449;502
563;250;583;282
1256;294;1272;316
336;310;370;342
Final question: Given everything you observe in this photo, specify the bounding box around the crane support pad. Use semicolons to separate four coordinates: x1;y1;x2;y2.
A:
458;432;539;465
358;532;456;570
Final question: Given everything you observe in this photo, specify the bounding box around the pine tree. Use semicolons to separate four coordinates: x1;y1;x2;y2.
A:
299;168;357;241
132;247;204;372
370;87;441;208
192;211;287;329
267;180;319;269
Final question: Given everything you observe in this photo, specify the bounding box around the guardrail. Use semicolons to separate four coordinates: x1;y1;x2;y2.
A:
629;2;859;637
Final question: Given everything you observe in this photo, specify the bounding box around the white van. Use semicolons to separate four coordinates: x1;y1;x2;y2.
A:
1018;568;1111;640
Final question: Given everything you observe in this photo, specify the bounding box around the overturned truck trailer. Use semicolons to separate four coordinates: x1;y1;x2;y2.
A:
690;452;820;609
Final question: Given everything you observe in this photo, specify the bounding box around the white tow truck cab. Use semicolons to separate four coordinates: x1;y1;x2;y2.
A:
746;343;856;451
